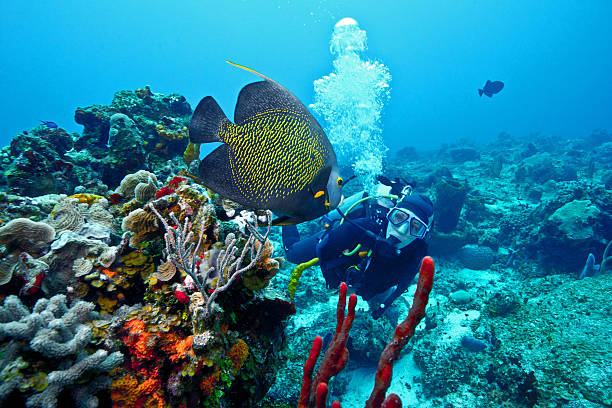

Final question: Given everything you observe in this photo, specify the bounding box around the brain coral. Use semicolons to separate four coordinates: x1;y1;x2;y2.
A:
134;180;157;203
116;170;158;199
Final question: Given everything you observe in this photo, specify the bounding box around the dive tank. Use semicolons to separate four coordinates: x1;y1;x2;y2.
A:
323;191;367;224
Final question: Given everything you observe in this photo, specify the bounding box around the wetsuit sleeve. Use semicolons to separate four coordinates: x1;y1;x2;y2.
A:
283;227;326;264
381;241;428;307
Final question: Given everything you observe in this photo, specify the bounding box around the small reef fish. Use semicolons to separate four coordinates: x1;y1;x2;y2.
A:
40;120;58;128
189;61;343;225
478;80;504;97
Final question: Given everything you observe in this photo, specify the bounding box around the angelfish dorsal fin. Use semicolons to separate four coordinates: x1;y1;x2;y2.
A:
226;60;314;125
226;60;275;82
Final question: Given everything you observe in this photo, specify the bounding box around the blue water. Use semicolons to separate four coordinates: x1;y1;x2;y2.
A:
2;0;611;151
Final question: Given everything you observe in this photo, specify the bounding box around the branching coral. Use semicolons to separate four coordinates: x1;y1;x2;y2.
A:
0;295;123;407
149;203;273;316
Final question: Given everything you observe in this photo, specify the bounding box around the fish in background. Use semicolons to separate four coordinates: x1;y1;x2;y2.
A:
39;120;58;128
188;61;344;225
478;80;504;97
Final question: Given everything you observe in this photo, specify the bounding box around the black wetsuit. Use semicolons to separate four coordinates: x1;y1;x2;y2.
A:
283;201;427;309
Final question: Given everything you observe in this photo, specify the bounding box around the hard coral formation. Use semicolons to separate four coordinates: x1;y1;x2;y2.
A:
134;180;157;203
0;218;55;255
116;170;159;200
548;199;601;241
0;295;123;407
121;208;160;248
1;127;80;197
0;86;193;197
457;244;496;270
243;238;283;290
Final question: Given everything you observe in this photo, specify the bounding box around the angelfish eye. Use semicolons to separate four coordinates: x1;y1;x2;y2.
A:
337;177;343;187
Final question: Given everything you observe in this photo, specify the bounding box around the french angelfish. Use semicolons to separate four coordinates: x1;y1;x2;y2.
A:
478;80;504;97
188;61;343;225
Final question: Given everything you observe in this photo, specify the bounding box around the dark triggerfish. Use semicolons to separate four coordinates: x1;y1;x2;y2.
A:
189;61;344;225
478;80;504;97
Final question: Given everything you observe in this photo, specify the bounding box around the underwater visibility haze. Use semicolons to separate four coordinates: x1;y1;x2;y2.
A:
0;1;611;407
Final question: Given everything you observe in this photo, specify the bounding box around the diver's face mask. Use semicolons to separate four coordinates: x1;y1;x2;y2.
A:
385;207;430;249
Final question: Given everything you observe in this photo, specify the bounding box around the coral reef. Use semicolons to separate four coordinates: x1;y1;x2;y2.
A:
0;86;192;197
2;74;611;408
0;168;296;407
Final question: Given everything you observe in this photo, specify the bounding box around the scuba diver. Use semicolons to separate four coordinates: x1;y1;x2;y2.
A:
282;176;434;319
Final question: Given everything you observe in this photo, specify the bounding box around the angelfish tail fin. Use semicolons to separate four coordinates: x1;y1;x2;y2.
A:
478;89;483;97
189;96;229;143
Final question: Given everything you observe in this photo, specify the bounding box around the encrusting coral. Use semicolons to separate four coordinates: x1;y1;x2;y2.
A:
242;237;284;290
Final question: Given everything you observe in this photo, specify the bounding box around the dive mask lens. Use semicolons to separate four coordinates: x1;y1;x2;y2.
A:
409;217;428;239
386;208;429;238
388;208;409;225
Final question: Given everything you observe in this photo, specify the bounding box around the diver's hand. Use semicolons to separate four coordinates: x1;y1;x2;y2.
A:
371;304;386;320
